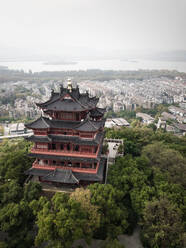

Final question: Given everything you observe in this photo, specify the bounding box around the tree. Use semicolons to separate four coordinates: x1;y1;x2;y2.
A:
107;156;152;217
0;242;8;248
0;180;23;207
88;183;128;239
34;192;98;248
141;197;184;248
24;182;42;202
0;140;33;185
142;142;186;187
0;201;34;248
101;238;125;248
147;123;157;131
70;188;100;233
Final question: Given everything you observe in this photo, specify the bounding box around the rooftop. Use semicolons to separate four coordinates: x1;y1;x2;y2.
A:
36;84;99;112
27;131;104;145
25;116;105;132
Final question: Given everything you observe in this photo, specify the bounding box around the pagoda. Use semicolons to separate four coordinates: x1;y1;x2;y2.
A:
25;79;107;188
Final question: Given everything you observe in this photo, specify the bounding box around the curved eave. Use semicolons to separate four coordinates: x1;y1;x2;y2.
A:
25;117;50;130
74;119;105;132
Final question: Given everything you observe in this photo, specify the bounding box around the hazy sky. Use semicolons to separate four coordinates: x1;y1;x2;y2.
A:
0;0;186;58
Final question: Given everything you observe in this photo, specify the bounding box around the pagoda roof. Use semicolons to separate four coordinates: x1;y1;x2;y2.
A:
90;107;106;117
25;168;79;184
36;87;99;112
25;117;105;132
28;153;100;163
43;169;79;184
27;131;104;145
25;116;51;129
74;119;105;132
25;117;80;130
25;156;106;183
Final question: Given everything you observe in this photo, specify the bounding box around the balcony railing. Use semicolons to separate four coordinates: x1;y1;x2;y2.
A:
31;148;98;158
32;162;98;174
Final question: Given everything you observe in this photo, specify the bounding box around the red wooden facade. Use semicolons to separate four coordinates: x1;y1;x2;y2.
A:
25;80;106;186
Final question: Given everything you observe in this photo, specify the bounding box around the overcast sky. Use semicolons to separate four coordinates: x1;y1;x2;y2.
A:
0;0;186;58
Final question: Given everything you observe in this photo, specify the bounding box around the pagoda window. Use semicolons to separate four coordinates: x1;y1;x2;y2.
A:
76;113;79;121
81;163;86;168
53;160;56;165
67;162;72;167
63;132;67;135
60;161;65;166
60;144;64;150
67;143;71;151
44;160;48;165
81;163;92;168
75;162;80;168
73;145;79;152
52;144;56;150
93;163;97;169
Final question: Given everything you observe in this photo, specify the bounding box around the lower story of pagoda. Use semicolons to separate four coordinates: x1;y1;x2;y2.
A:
25;157;107;191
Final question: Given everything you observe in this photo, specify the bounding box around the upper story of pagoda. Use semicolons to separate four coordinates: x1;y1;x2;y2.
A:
36;79;105;121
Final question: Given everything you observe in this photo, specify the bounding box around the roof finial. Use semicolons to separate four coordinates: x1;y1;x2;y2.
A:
67;78;72;92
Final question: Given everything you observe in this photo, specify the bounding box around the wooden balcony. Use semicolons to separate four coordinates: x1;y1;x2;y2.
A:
32;162;98;174
31;148;98;158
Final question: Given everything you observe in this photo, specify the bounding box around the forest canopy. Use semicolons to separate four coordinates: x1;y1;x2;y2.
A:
0;127;185;248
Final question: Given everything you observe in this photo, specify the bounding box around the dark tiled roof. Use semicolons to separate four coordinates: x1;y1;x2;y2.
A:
90;107;106;117
36;92;59;107
42;169;79;184
45;98;87;112
75;119;105;132
28;153;100;162
27;132;104;145
25;168;52;176
25;117;80;129
36;87;99;112
26;135;52;143
25;116;51;129
25;168;79;184
25;117;105;132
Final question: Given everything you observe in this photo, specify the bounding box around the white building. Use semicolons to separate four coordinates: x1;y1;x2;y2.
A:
105;118;130;128
136;113;154;124
10;123;26;135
